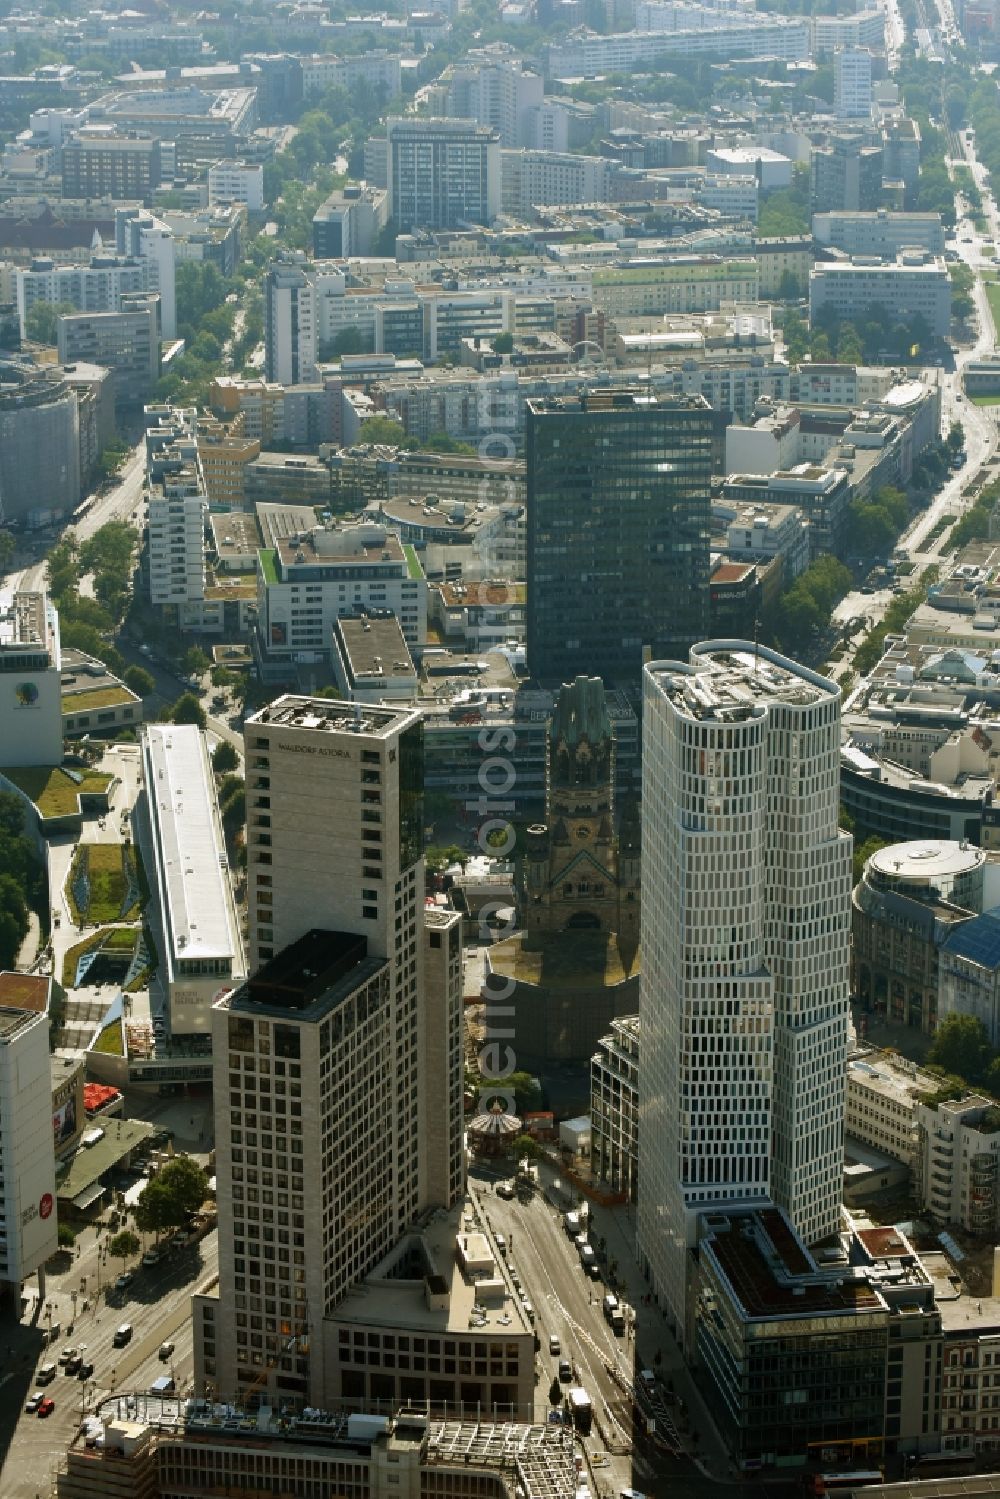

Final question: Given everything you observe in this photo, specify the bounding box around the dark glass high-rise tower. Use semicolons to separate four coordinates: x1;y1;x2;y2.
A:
525;390;712;685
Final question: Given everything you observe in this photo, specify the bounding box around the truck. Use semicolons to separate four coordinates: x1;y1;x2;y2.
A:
568;1387;593;1436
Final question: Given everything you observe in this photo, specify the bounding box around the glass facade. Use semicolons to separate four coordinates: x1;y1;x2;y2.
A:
398;721;425;871
525;392;712;685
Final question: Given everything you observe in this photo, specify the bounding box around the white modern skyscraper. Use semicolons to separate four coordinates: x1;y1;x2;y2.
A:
638;642;852;1339
834;46;873;120
195;696;464;1407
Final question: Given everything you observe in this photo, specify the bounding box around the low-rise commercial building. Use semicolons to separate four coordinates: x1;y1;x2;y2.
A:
847;1049;941;1166
138;723;244;1037
938;909;1000;1049
330;613;417;702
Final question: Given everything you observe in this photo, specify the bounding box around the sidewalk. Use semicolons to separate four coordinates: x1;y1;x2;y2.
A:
586;1198;739;1486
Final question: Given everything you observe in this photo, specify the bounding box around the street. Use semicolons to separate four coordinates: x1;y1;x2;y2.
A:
0;1220;216;1499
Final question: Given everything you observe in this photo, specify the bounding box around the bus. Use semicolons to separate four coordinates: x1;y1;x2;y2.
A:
811;1473;884;1495
913;1451;976;1478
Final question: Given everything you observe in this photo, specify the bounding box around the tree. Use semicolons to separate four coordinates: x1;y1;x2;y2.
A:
357;414;413;447
852;834;890;886
549;1377;562;1406
108;1228;140;1267
929;1014;992;1084
0;872;29;969
0;529;14;573
946;420;965;456
212;741;239;775
136;1156;208;1234
124;665;155;698
57;1222;76;1248
24;300;77;345
513;1132;542;1160
492;332;514;353
182;645;210;676
170;693;207;729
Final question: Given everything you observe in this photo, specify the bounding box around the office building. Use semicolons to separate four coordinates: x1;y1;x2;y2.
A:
60;360;115;481
811;9;886;54
852;839;983;1034
0;359;80;527
834;46;874;120
331;613;417;703
0;994;58;1288
544;19;810;77
0;589;63;768
525;391;712;684
810;137;883;213
57;293;160;407
691;1208;936;1471
255;520;426;677
812;209;946;257
207;159;265;213
139;724;245;1036
639;644;852;1339
193;697;463;1406
810;252;952;340
61;131;162;202
312;185;389;259
938;907;1000;1049
590;1015;638;1201
386;118;501;232
114;208;175;340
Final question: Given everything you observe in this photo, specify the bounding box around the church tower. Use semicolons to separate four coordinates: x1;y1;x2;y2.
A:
522;676;639;935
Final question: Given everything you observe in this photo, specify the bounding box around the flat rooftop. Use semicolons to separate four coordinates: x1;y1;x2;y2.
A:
0;971;50;1014
142;724;238;966
0;1004;42;1042
0;589;50;652
249;694;420;738
255;502;321;550
334;1198;533;1338
225;929;387;1020
848;1050;940;1105
338;615;414;680
209;511;260;566
650;643;834;722
526;390;709;416
274;528;405;568
703;1206;884;1321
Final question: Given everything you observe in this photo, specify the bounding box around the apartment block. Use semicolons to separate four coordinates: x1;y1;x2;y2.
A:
387;118;501;232
810;252;951;339
61;131;162;202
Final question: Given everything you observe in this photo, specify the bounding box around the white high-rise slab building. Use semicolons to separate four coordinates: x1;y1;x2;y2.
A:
638;642;852;1340
834;46;873;121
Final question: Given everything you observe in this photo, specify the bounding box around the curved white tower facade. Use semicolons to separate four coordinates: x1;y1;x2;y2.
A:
639;642;852;1340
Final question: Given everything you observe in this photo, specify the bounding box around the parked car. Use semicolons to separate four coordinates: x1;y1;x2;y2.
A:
37;1363;57;1384
64;1354;82;1375
37;1398;55;1418
114;1273;133;1292
57;1346;77;1366
24;1393;43;1413
142;1249;160;1267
